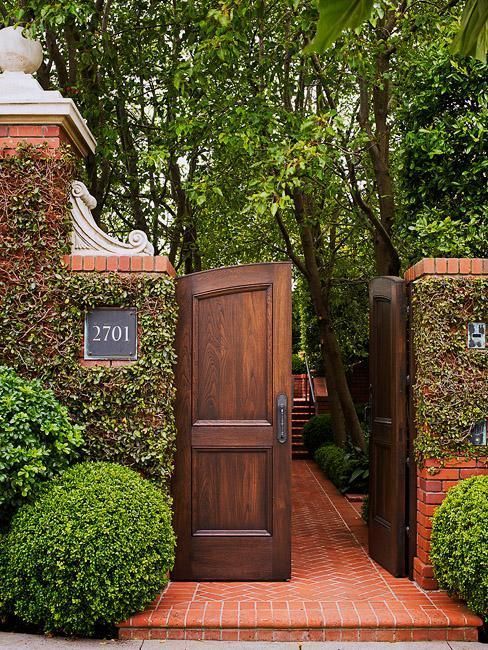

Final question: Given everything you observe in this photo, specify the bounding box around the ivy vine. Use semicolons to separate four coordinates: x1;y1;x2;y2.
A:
0;145;177;485
413;277;488;465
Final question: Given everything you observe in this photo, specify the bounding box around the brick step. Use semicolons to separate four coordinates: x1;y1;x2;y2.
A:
119;462;482;644
292;451;309;460
120;626;480;642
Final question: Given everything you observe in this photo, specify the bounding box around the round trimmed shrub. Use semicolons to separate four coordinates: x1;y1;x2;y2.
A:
314;444;352;490
1;462;175;636
303;414;333;454
0;366;83;521
430;475;488;620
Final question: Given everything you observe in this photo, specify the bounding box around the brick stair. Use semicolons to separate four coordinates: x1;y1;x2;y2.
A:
291;399;312;459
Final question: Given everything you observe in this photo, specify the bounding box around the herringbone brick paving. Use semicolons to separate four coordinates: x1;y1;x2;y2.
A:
119;460;481;642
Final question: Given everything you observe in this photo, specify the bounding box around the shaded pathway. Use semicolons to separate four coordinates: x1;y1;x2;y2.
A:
119;460;481;642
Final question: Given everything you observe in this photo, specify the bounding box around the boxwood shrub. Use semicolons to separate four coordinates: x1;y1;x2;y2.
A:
1;462;175;636
314;444;352;490
430;475;488;620
302;414;334;454
0;366;83;523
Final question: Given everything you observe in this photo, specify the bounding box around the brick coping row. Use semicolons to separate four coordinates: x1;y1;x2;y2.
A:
61;254;176;276
405;257;487;282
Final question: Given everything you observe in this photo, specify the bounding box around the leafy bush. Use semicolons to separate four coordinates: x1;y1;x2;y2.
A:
314;444;352;490
292;354;307;374
1;462;175;636
342;445;369;494
303;414;333;454
430;475;488;620
0;366;83;522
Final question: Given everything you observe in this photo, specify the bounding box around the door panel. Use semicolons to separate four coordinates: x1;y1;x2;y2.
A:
193;286;272;423
173;263;292;581
369;276;408;577
191;448;272;534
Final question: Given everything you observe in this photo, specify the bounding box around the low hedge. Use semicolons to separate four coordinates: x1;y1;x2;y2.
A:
314;444;352;490
431;475;488;621
0;366;83;523
0;462;175;636
303;414;334;455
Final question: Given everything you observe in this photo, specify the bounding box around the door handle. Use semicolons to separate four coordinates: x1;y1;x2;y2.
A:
276;393;288;444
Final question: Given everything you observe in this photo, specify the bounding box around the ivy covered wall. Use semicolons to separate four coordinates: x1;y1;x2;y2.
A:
0;146;177;485
412;276;488;464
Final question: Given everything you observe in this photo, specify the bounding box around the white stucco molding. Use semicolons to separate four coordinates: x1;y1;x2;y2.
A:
70;181;154;256
0;27;96;156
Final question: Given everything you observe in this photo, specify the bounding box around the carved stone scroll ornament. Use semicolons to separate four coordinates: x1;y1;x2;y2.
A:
70;181;154;256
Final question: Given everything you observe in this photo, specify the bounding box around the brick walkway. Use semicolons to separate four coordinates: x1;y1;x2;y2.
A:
119;460;481;642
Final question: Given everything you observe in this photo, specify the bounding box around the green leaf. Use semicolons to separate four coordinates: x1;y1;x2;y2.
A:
306;0;375;53
451;0;488;63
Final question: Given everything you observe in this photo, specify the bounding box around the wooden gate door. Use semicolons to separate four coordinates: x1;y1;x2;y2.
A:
173;263;292;581
368;276;408;577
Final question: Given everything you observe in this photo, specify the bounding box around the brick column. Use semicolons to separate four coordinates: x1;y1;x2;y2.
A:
405;258;488;590
415;458;488;590
0;125;72;156
62;254;176;369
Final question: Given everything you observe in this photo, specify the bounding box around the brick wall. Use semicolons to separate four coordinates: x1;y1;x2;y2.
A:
62;254;176;369
0;125;71;156
405;258;488;590
414;458;488;590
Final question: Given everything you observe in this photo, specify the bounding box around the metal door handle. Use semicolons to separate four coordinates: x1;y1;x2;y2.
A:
276;393;288;444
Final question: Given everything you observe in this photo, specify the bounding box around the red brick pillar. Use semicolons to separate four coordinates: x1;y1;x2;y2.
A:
405;258;488;590
415;459;488;589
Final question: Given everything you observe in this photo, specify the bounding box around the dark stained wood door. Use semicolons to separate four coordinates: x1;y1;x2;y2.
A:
368;276;408;577
173;263;292;581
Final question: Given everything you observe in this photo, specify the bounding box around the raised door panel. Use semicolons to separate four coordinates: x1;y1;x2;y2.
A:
192;448;272;535
193;286;272;425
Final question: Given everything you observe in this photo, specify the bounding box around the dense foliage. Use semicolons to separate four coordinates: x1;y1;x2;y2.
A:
292;353;307;375
0;366;83;523
412;278;488;464
0;462;175;636
314;443;352;490
431;475;488;620
398;53;488;261
0;148;177;484
303;414;334;454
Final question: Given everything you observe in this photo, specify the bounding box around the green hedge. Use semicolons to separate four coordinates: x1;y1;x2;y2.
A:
431;475;488;620
0;147;177;485
314;444;352;490
0;462;175;636
412;278;488;464
0;366;83;523
303;414;334;454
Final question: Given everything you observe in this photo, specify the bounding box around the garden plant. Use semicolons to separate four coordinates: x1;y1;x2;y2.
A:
430;475;488;621
1;462;176;636
0;366;83;524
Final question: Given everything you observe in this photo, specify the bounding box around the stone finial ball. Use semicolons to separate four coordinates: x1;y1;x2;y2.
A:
0;26;43;74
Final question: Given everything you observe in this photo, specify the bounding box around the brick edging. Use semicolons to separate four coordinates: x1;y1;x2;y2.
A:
61;254;176;277
404;258;487;282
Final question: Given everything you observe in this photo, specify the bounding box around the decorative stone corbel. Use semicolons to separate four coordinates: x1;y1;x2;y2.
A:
70;181;154;256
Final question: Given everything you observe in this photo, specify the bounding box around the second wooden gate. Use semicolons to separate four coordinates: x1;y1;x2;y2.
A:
368;276;409;577
172;263;292;581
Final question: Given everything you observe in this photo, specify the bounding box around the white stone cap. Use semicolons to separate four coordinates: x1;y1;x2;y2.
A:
0;27;96;156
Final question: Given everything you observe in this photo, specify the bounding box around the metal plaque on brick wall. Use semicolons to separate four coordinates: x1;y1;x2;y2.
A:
84;308;137;360
467;322;486;349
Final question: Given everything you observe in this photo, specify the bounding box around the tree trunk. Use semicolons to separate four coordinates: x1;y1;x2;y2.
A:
291;189;366;451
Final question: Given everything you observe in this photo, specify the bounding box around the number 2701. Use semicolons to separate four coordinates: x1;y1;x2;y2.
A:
92;324;130;342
